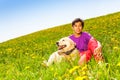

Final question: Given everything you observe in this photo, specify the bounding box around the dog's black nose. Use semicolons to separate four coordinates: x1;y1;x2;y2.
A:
56;42;59;46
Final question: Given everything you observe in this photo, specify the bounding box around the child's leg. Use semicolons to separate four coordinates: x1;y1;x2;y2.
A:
88;38;104;62
79;50;92;64
93;41;104;62
78;54;86;65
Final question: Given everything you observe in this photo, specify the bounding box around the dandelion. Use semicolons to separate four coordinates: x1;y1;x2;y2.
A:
6;48;12;52
25;52;29;55
81;71;86;75
75;76;88;80
32;56;36;59
42;57;45;60
0;51;2;54
50;67;54;71
69;66;80;74
82;65;88;71
62;73;69;78
113;46;119;50
117;62;120;67
30;54;34;57
30;54;36;59
25;66;30;69
58;76;62;80
54;72;58;77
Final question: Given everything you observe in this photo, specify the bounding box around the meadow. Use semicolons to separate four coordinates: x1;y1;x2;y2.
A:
0;12;120;80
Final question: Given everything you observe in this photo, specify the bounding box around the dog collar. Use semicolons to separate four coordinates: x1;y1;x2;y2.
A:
64;46;76;55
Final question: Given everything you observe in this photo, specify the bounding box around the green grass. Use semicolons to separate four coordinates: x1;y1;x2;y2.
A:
0;12;120;80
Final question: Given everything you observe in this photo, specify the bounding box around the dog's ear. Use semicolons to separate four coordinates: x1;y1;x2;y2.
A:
56;42;59;46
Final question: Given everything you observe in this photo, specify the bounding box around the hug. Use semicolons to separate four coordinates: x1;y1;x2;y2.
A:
44;18;104;66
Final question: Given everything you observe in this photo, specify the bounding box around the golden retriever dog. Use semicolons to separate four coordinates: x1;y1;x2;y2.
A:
43;37;79;66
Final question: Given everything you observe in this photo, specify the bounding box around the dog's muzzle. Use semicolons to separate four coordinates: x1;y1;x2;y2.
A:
56;42;67;50
58;45;67;50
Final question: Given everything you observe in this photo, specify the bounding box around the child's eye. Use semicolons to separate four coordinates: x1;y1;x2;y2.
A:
74;25;77;27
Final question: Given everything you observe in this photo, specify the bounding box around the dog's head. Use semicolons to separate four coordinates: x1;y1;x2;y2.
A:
56;37;76;55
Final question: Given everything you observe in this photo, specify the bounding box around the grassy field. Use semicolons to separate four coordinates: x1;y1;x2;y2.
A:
0;12;120;80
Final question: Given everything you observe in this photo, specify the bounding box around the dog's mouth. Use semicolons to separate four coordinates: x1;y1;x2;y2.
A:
58;45;67;50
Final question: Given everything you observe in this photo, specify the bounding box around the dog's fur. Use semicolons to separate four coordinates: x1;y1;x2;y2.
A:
43;37;79;66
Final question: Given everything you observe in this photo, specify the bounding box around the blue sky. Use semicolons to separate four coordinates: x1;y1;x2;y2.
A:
0;0;120;43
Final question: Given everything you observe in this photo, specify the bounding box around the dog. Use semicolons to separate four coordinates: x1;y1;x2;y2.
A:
43;37;79;66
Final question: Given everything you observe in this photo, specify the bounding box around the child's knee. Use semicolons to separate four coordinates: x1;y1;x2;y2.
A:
93;47;104;62
78;54;86;65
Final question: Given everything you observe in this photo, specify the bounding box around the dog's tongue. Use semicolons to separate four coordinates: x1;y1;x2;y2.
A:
58;45;66;50
58;46;63;50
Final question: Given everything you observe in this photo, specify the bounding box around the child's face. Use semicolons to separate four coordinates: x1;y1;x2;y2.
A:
72;21;83;34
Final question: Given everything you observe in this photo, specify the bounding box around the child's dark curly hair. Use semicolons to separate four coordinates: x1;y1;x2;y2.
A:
72;18;84;28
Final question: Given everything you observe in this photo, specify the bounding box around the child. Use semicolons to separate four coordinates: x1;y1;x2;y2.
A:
69;18;104;65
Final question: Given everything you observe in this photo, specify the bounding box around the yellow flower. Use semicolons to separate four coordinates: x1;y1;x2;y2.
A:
111;38;115;41
25;52;29;55
42;57;45;60
69;66;80;74
58;77;62;80
25;66;30;69
30;54;34;57
113;46;119;50
81;71;86;75
117;62;120;67
6;48;12;52
30;54;36;59
0;51;2;54
82;65;87;71
50;67;54;71
54;72;57;77
63;73;69;78
32;56;36;59
75;76;88;80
